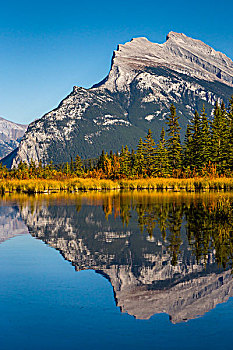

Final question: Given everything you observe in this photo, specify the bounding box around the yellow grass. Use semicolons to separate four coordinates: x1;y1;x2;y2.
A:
1;177;233;194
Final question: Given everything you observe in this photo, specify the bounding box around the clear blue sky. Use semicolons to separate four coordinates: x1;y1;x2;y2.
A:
0;0;232;124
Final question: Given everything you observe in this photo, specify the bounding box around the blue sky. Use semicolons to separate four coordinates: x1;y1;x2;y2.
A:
0;0;233;124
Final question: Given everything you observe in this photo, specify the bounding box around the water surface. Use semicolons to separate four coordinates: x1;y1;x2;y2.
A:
0;192;233;349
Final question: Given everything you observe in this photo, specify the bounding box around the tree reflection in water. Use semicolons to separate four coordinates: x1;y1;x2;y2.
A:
2;192;232;322
100;193;233;269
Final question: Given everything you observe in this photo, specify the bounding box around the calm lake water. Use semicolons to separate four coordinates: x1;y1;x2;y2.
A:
0;192;233;350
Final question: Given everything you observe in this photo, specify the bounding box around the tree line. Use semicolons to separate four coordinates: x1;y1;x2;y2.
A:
94;96;233;178
0;96;233;180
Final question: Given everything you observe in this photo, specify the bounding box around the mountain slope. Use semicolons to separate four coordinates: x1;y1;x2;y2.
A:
8;32;233;166
0;117;27;160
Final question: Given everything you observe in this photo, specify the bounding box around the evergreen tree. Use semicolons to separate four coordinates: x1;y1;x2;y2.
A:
227;96;233;170
220;101;229;172
88;159;93;171
120;145;131;177
64;162;70;176
130;149;137;176
211;101;222;163
38;160;43;177
97;150;106;171
134;138;145;176
155;128;170;177
190;110;203;172
166;104;182;175
109;150;113;160
200;105;211;169
211;101;229;173
75;154;84;176
29;159;36;177
70;157;74;173
182;124;193;171
142;129;156;176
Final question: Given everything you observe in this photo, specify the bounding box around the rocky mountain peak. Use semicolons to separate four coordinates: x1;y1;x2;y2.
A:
100;32;233;92
166;31;184;40
166;31;201;44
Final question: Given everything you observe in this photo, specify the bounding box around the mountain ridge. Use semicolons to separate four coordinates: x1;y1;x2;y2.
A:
3;32;233;167
0;116;27;160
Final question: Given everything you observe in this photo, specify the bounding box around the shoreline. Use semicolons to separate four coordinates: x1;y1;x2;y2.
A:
1;177;233;193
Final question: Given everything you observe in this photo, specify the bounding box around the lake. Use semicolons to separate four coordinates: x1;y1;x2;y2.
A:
0;191;232;349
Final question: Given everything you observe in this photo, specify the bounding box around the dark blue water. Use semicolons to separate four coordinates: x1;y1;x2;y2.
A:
0;194;233;349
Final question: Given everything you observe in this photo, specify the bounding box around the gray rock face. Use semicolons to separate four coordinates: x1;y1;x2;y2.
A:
19;201;233;323
0;117;27;160
100;32;233;91
9;32;233;166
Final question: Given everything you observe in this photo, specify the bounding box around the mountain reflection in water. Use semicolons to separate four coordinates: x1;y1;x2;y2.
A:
1;192;233;323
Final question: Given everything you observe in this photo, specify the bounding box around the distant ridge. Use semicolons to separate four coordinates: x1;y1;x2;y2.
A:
0;116;27;160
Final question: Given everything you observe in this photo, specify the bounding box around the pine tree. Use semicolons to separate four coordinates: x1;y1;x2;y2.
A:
64;162;70;176
166;104;182;175
97;150;106;171
134;138;145;176
200;105;211;169
120;145;131;177
227;96;233;170
211;101;220;165
182;124;193;172
130;149;137;176
109;150;113;160
211;101;229;173
219;101;229;173
29;159;36;178
190;110;203;172
142;129;156;176
155;128;170;177
75;154;84;176
70;157;74;173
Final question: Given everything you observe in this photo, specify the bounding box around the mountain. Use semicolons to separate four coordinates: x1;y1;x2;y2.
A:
7;32;233;167
0;117;27;160
19;198;233;323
